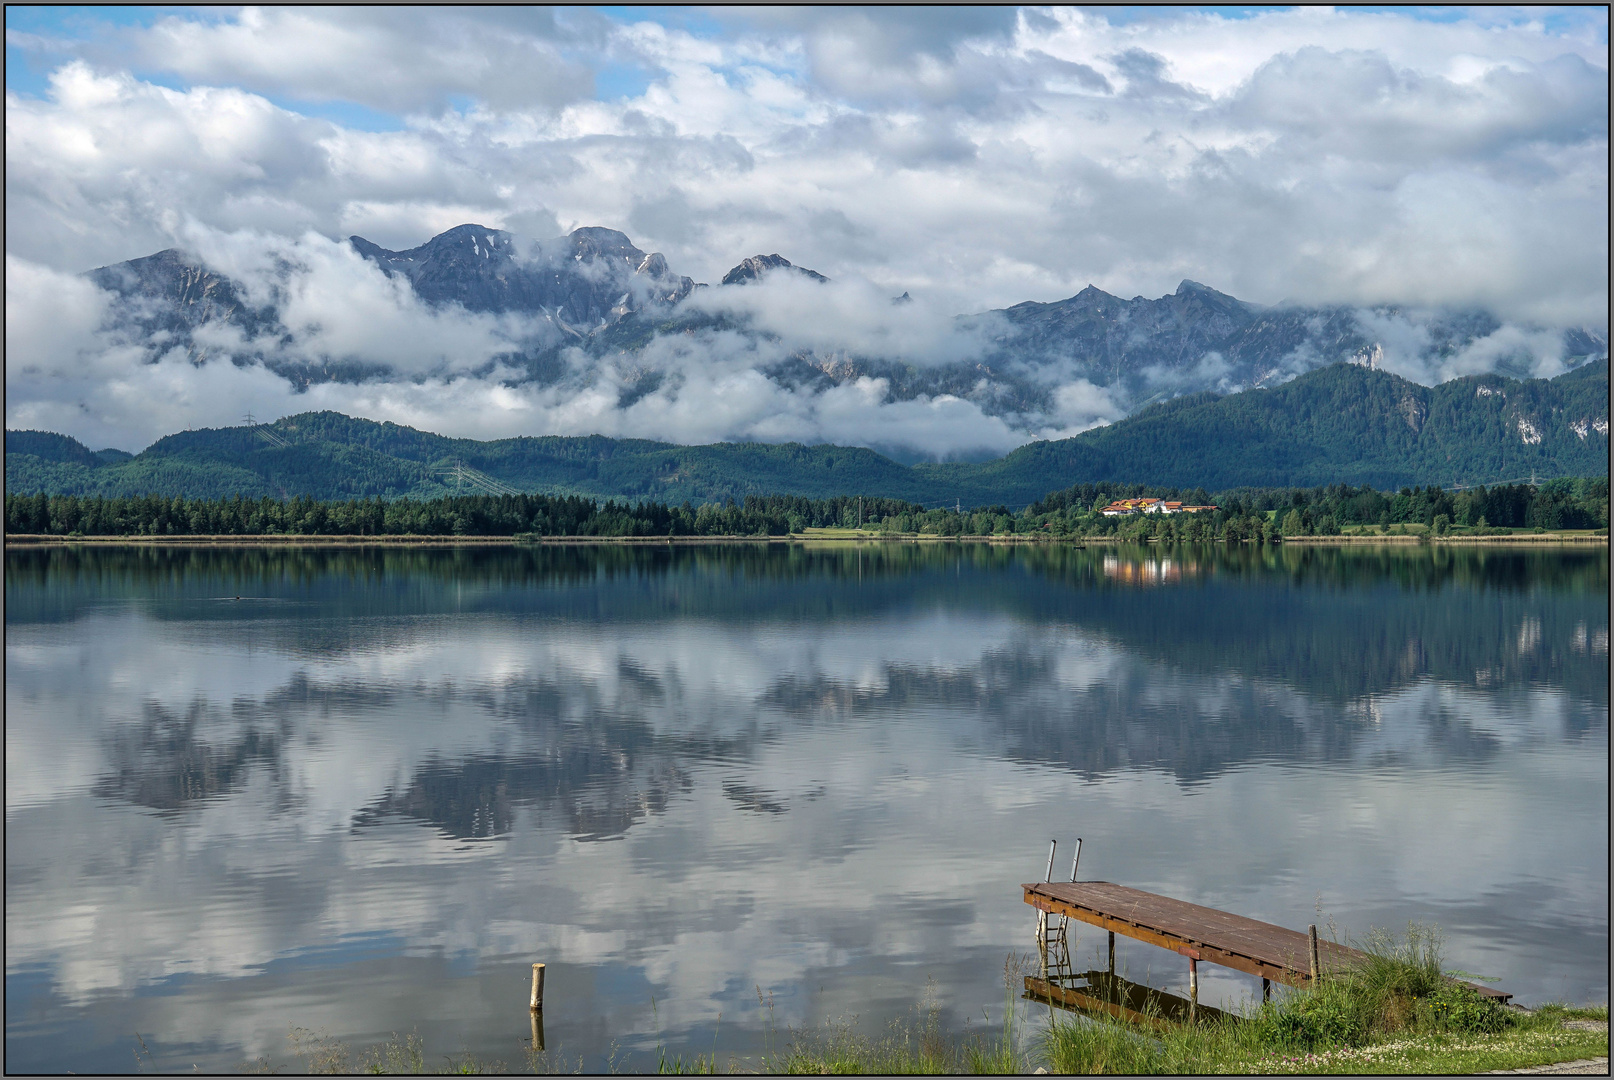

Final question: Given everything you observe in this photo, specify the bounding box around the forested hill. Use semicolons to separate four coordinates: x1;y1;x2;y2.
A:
6;361;1607;506
951;357;1610;496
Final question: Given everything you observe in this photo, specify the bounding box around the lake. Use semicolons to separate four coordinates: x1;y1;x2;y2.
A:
4;541;1608;1072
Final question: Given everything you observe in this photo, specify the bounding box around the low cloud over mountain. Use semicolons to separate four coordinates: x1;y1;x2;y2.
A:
5;222;1606;456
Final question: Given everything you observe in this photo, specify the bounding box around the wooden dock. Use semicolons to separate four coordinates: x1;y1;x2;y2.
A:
1024;880;1510;1006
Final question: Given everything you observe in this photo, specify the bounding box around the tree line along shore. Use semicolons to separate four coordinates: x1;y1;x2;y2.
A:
4;478;1607;542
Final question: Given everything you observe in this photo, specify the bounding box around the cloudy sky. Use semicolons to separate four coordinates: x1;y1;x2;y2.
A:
5;6;1609;451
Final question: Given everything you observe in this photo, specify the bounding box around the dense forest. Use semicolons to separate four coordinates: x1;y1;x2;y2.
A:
6;479;1605;540
6;361;1607;506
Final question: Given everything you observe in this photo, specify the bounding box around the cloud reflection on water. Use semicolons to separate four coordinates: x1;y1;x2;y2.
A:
3;543;1607;1071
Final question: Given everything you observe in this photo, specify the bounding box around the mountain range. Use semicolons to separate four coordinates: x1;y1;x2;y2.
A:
8;360;1606;506
74;223;1609;452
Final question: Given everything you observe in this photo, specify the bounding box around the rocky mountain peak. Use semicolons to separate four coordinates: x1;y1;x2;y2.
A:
435;223;511;248
563;226;644;263
87;247;272;339
1172;278;1251;310
1073;284;1121;304
721;254;829;286
344;224;693;324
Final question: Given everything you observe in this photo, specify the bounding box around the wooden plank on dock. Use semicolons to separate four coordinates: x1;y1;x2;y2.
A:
1023;881;1511;1003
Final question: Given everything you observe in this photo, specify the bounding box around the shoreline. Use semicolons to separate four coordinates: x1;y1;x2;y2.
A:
1285;532;1609;544
3;532;1607;548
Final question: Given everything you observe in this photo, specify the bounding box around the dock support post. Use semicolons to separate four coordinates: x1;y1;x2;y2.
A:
1188;957;1198;1022
1262;976;1271;1002
530;963;546;1011
1308;925;1320;986
1107;931;1115;975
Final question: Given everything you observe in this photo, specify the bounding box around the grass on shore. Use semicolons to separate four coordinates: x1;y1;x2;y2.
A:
246;1008;1605;1075
1042;999;1607;1075
235;929;1605;1074
767;928;1607;1075
1039;925;1607;1075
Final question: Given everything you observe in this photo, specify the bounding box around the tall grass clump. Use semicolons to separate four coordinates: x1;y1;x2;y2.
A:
1044;1015;1169;1074
963;954;1035;1074
1243;923;1511;1052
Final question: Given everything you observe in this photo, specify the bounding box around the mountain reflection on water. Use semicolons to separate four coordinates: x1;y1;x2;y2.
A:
5;542;1608;1073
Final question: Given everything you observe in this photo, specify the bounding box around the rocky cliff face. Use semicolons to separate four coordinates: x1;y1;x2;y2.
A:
349;224;695;332
88;248;279;341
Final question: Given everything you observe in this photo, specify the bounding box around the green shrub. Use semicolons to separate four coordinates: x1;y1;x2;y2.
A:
1249;984;1370;1050
1420;983;1509;1034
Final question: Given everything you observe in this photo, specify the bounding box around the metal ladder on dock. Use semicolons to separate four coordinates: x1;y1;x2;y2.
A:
1036;839;1080;984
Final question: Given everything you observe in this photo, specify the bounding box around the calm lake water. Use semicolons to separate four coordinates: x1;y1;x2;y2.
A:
5;542;1608;1073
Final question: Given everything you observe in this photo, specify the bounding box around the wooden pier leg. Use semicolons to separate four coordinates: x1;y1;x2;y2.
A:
1107;931;1115;975
1188;957;1198;1022
1308;925;1320;986
1262;976;1271;1003
530;963;546;1011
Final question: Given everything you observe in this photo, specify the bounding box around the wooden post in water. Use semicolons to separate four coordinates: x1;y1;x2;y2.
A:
1262;976;1271;1002
530;963;546;1011
1188;956;1198;1022
1308;925;1320;985
1107;931;1116;975
530;1007;545;1053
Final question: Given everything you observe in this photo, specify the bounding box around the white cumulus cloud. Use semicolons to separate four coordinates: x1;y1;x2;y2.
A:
4;6;1607;453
